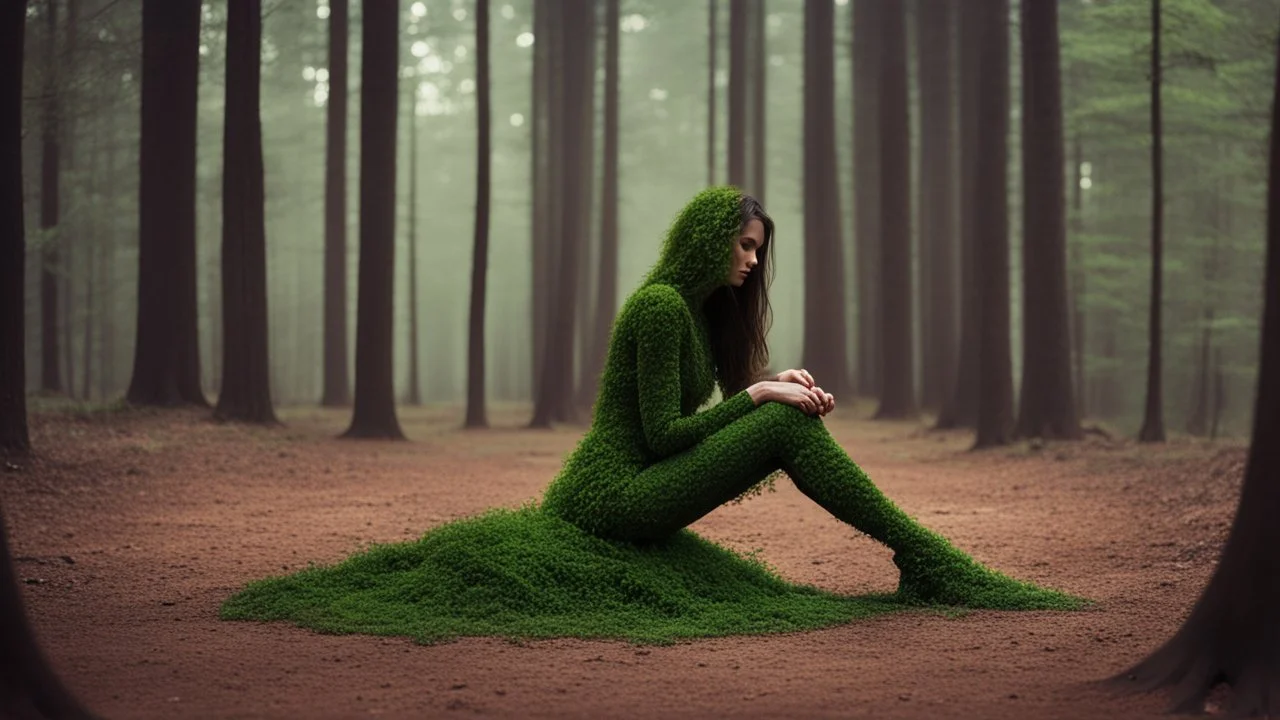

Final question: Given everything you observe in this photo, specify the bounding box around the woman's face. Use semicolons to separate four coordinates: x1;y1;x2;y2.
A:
727;218;765;288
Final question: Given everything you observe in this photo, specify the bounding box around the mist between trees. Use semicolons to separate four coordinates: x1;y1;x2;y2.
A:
16;0;1277;437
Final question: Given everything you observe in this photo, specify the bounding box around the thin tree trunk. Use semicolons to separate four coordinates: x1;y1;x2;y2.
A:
852;0;881;399
530;0;553;400
406;78;421;406
727;0;747;187
1016;0;1081;440
127;0;206;407
582;0;620;415
343;0;404;439
1071;130;1086;418
321;0;350;407
1;0;30;455
802;0;850;399
41;0;62;395
465;0;491;429
215;0;275;424
750;0;766;203
707;0;718;186
935;0;979;430
1138;0;1165;443
916;0;956;413
573;5;597;411
972;0;1013;449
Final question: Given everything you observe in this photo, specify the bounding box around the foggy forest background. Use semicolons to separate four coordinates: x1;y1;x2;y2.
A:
16;0;1280;437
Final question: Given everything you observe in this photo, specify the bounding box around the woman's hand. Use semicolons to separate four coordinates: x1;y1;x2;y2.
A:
776;368;815;389
748;381;835;416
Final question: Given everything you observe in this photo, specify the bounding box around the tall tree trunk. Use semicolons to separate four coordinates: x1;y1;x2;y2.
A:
1;0;30;455
873;0;913;418
852;0;881;399
750;0;766;203
127;0;206;407
1113;28;1280;712
100;105;118;402
582;0;620;415
80;121;95;402
1138;0;1165;443
573;5;598;410
1070;130;1087;418
530;0;593;428
1016;0;1081;440
801;0;850;399
405;79;421;407
916;0;956;413
215;0;275;424
41;0;62;395
530;0;553;400
343;0;404;439
727;0;747;187
972;0;1013;449
707;0;718;185
935;0;980;430
321;0;350;407
465;0;492;429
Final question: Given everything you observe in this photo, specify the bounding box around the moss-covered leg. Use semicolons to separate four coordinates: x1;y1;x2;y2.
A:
605;402;1079;608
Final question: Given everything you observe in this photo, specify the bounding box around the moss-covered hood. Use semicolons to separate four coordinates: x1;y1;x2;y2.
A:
642;185;744;300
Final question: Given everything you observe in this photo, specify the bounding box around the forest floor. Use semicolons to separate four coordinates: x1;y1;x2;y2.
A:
1;400;1249;719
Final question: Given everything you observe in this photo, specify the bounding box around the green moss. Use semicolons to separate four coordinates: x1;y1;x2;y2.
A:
221;506;908;644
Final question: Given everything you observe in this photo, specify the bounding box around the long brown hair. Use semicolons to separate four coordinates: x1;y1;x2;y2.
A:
705;194;774;396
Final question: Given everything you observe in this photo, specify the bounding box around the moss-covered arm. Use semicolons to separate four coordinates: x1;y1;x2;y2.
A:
633;284;758;458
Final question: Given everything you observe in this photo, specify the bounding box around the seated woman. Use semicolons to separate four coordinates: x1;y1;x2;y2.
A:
543;185;1052;607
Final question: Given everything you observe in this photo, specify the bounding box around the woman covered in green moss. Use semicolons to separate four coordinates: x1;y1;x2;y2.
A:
543;186;1062;608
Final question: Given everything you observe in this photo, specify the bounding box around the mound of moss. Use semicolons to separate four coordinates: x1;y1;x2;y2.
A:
221;506;911;644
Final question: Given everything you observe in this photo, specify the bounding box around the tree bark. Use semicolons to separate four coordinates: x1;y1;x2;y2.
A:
972;0;1013;449
727;0;747;187
935;0;980;430
1112;28;1280;712
215;0;275;424
582;0;620;417
41;0;62;395
465;0;492;429
406;77;421;407
915;0;956;413
321;0;350;407
126;0;206;407
801;0;850;399
873;0;914;419
1138;0;1165;443
343;0;404;439
1;0;30;456
530;0;593;428
1016;0;1081;440
852;0;881;399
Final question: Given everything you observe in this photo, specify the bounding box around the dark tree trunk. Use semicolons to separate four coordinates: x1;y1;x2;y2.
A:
1;1;30;456
1113;28;1280;711
707;0;718;185
530;0;553;400
126;0;206;407
343;0;404;440
40;0;62;395
801;0;850;399
321;0;350;407
935;0;980;430
406;79;421;407
750;0;766;203
465;0;491;429
727;0;747;187
215;0;275;424
852;0;881;399
573;5;597;411
530;0;593;428
81;120;97;402
972;0;1013;449
1070;130;1087;418
1138;0;1165;443
915;0;956;413
1016;0;1081;441
582;0;620;416
873;0;914;419
1;503;98;719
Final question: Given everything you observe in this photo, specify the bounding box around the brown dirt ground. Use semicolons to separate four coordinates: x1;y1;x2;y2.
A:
1;402;1249;719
